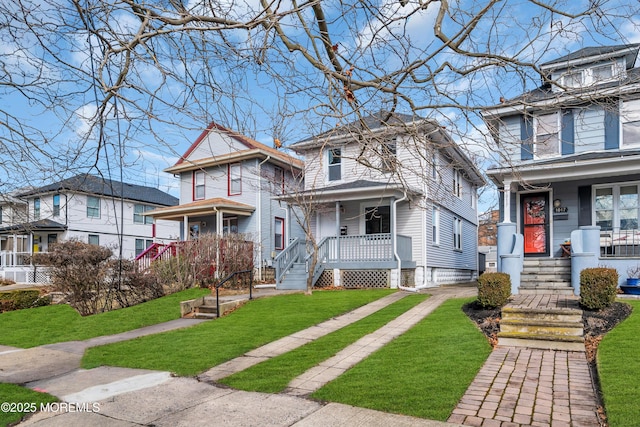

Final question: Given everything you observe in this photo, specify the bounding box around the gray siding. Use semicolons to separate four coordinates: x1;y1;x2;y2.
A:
426;203;477;270
574;106;605;153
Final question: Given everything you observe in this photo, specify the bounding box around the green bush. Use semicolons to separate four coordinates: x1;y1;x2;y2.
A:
580;267;618;310
477;272;511;308
0;290;50;313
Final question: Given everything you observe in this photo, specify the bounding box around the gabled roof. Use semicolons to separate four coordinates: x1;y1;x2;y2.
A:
17;174;178;207
540;44;640;71
165;121;303;174
291;111;486;186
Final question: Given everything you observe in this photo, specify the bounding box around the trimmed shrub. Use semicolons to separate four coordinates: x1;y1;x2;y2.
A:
477;272;511;308
580;267;618;310
0;290;50;313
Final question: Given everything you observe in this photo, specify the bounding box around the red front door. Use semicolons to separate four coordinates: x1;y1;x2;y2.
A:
521;193;550;256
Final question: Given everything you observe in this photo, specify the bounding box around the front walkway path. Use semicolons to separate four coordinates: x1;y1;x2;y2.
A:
285;287;477;396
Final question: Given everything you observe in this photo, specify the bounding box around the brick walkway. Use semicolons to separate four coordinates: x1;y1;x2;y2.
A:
507;294;581;311
448;347;602;427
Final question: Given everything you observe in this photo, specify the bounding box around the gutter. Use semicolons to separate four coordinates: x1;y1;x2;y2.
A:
257;156;271;281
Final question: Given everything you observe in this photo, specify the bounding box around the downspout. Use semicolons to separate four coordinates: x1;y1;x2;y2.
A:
257;156;271;282
392;192;413;292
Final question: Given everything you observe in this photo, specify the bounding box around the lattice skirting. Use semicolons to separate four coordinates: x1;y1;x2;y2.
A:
314;270;334;288
1;268;50;284
341;270;390;289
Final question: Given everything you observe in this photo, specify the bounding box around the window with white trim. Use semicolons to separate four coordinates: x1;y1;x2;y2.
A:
534;112;559;158
453;217;462;250
595;183;639;231
365;206;390;234
379;139;397;172
194;171;205;200
33;198;40;220
274;217;284;250
622;99;640;148
135;239;153;256
328;148;341;181
452;169;462;198
134;204;154;224
53;194;60;217
229;163;242;195
432;206;440;245
87;196;100;218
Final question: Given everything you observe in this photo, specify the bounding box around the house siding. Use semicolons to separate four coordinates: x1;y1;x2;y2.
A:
574;106;606;153
426;203;477;270
396;199;423;266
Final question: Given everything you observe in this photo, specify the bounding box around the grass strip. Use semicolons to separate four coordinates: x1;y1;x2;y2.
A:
311;297;491;421
597;299;638;427
82;289;394;376
0;287;210;348
0;383;58;427
220;293;429;392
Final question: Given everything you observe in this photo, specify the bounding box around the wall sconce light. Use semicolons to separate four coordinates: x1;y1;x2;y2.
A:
553;199;561;208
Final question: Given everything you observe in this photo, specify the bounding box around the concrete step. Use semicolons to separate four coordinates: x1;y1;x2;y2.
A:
500;319;583;337
497;334;585;351
502;307;583;323
518;287;574;296
523;258;571;267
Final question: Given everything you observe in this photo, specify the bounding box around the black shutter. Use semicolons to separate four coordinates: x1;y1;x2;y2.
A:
578;185;592;226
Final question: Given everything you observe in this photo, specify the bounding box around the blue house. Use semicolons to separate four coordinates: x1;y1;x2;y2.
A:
484;44;640;293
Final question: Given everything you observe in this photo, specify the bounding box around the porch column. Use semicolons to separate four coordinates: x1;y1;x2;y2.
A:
335;201;341;261
216;209;223;236
503;179;513;223
183;215;189;241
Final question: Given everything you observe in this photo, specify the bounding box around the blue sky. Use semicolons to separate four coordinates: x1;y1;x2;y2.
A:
1;0;639;212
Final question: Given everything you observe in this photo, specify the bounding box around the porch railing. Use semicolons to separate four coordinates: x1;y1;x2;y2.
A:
319;233;411;262
0;251;31;267
600;228;640;257
275;238;304;284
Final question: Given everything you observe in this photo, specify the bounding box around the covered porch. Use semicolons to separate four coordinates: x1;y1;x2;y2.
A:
275;181;419;289
488;151;640;293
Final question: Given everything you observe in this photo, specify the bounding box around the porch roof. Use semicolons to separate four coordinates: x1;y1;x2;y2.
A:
276;180;422;204
487;150;640;187
0;219;67;234
144;197;255;221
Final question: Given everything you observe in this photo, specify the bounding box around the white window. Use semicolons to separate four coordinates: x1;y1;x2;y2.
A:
622;99;640;148
53;194;60;217
87;196;100;218
274;217;284;250
534;113;559;158
134;204;154;224
223;217;238;234
229;163;242;195
432;206;440;245
328;148;341;181
88;234;100;245
273;166;284;194
453;169;462;198
595;184;639;231
380;139;397;172
453;217;462;250
135;239;153;256
592;64;613;82
194;171;205;200
33;198;40;220
562;70;583;88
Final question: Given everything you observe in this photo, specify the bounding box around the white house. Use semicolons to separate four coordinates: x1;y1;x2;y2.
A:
276;111;485;290
484;43;640;293
0;174;180;283
145;121;306;280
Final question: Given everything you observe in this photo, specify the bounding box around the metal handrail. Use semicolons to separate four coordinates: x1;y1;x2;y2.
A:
214;269;253;318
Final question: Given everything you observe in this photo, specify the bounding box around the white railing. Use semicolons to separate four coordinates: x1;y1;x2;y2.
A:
0;251;32;267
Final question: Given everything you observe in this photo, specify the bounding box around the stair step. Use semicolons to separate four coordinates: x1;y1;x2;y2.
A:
519;288;575;296
194;312;218;319
502;307;582;323
497;334;585;351
500;319;583;337
195;305;217;314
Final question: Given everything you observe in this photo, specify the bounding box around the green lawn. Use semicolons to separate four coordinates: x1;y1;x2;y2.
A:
598;299;639;427
0;383;58;427
82;289;394;376
0;287;210;348
312;297;492;421
220;293;429;392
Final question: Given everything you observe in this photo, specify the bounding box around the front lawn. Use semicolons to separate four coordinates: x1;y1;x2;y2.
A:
0;383;58;426
598;299;639;427
312;297;491;421
220;293;429;392
0;287;210;348
82;289;394;376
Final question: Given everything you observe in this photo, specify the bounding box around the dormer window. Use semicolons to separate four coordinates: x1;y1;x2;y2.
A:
557;62;620;90
592;64;613;82
562;71;583;88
